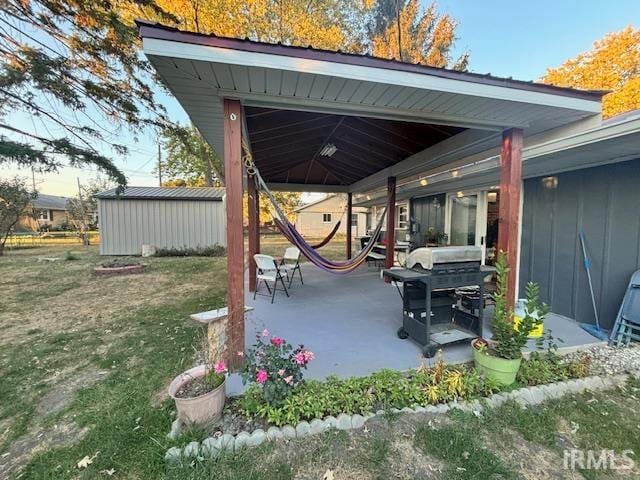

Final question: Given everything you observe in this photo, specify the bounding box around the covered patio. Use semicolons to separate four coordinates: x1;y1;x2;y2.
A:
138;21;605;373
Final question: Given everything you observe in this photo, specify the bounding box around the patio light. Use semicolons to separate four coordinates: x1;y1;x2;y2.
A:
319;143;337;157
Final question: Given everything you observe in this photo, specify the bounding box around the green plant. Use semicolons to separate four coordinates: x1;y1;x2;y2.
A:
487;251;549;360
64;250;78;261
517;351;590;386
239;331;314;406
154;245;226;257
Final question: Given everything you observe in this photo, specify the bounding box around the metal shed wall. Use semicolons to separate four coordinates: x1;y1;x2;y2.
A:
519;158;640;330
98;198;226;255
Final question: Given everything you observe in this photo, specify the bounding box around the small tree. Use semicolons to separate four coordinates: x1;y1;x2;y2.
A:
0;177;37;255
66;178;112;246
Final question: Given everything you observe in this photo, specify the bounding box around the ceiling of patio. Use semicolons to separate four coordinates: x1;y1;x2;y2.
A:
245;106;464;186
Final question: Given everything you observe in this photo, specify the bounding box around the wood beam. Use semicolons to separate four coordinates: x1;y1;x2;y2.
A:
385;176;396;269
247;171;260;293
223;98;245;367
346;193;353;259
497;128;523;307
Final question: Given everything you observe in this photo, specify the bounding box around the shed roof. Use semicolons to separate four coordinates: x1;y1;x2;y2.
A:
95;186;225;201
32;194;69;210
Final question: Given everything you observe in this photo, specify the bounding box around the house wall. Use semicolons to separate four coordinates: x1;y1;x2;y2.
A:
295;195;367;237
98;198;225;255
519;158;640;330
19;209;68;231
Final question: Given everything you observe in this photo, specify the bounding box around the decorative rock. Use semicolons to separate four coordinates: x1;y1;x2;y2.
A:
218;433;235;451
247;429;267;447
401;407;414;413
424;405;439;414
234;431;251;450
390;408;401;414
267;426;283;441
324;416;338;429
309;419;328;435
281;425;297;439
183;441;200;458
167;418;183;440
295;421;311;437
201;437;220;457
165;447;182;463
434;404;449;414
336;413;352;430
375;410;385;416
413;405;427;413
364;412;376;420
351;414;366;429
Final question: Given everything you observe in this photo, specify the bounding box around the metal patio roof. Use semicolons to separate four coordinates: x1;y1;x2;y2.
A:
95;186;225;201
138;21;605;192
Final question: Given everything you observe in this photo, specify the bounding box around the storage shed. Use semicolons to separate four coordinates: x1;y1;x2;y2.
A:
96;186;226;255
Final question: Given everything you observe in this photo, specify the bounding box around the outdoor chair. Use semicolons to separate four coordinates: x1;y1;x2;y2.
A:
280;246;303;287
253;254;290;304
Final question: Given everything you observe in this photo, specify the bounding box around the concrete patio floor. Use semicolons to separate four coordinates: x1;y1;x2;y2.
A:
227;263;603;395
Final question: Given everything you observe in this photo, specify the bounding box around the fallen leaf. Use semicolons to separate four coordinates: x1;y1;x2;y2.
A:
77;456;92;469
323;469;335;480
100;468;116;476
462;451;470;459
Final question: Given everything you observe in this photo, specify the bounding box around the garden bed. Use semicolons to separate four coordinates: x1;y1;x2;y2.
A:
93;258;146;276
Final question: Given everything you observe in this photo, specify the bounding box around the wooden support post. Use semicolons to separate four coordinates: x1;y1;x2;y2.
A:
385;176;396;269
247;170;260;292
223;98;245;367
346;192;353;259
497;128;523;307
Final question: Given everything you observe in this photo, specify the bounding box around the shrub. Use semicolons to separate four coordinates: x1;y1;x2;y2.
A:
517;351;591;386
239;330;314;406
154;245;225;257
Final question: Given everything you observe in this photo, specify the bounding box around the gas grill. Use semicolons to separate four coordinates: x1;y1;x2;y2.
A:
383;246;490;358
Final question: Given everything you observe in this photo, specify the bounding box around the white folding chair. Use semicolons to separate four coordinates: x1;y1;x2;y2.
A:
280;246;303;287
253;254;289;304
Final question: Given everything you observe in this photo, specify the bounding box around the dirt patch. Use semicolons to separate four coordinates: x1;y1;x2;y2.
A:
484;428;585;480
0;421;87;479
36;368;107;418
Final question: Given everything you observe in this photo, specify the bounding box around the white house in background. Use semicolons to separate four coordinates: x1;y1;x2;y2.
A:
294;194;367;238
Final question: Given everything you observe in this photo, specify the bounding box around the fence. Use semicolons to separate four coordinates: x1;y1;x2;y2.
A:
4;231;100;248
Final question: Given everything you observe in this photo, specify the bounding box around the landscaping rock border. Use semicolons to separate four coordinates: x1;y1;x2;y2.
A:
93;264;146;276
164;370;639;463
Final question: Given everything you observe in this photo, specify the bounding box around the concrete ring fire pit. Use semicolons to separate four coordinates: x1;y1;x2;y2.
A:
93;260;147;276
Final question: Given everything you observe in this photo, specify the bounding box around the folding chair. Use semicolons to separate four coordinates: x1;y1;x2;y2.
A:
253;254;289;304
280;246;303;287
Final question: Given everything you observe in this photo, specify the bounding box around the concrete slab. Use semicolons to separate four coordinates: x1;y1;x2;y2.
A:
226;264;603;395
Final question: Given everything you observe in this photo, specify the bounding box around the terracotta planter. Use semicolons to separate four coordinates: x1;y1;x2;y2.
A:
168;365;226;426
472;339;522;386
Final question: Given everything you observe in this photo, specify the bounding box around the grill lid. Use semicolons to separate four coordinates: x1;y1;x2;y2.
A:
406;246;483;270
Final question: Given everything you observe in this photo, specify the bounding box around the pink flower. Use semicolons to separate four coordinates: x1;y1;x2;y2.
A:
261;329;270;337
303;350;315;362
256;369;268;384
293;352;306;365
213;361;227;374
270;336;284;346
278;369;285;376
284;376;293;385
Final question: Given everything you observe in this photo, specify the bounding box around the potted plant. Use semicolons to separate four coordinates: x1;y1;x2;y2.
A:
472;251;549;386
168;356;228;426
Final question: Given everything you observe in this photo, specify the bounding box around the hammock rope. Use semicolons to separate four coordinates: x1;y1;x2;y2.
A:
309;220;341;249
243;139;386;274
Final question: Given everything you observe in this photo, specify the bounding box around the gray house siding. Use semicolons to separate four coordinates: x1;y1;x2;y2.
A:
520;159;640;330
98;199;225;255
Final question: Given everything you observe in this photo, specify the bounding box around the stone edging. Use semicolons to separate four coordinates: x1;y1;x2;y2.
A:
165;371;638;463
93;264;146;276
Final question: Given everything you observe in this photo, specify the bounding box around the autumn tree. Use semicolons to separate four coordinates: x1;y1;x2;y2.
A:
159;124;223;187
66;178;112;245
0;177;37;255
541;26;640;118
0;1;174;188
369;0;468;69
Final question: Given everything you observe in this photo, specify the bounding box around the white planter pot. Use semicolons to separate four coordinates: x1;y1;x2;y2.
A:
168;365;226;426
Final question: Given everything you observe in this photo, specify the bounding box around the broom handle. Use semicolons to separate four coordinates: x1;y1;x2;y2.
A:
580;232;600;328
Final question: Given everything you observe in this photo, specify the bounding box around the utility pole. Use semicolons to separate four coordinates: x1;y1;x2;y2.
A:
396;0;403;62
157;141;163;187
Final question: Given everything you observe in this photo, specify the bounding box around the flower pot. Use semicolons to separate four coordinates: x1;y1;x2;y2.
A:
168;365;226;426
472;340;522;386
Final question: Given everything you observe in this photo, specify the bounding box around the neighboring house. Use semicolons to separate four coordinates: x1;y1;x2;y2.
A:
294;194;367;238
18;194;70;231
95;186;226;255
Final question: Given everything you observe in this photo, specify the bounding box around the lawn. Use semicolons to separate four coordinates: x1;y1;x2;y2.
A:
2;244;639;479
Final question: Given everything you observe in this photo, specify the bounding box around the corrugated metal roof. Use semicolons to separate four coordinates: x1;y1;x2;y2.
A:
95;186;225;201
32;194;69;210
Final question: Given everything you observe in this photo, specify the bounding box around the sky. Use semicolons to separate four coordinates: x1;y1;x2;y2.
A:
4;0;639;197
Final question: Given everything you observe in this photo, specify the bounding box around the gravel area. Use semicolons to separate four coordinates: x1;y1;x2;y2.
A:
565;344;640;376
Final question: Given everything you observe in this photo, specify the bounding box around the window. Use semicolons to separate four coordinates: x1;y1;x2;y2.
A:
396;204;408;229
351;214;358;227
322;213;332;223
36;209;51;221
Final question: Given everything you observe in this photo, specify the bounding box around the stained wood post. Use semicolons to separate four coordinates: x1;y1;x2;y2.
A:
223;98;245;367
247;171;260;292
346;192;353;259
497;128;523;307
385;176;396;269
